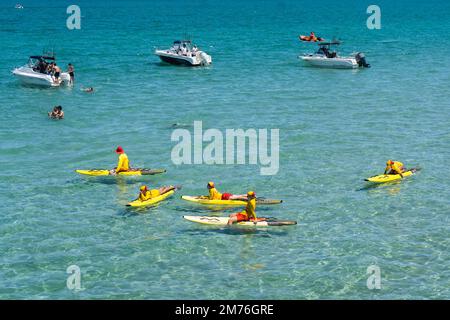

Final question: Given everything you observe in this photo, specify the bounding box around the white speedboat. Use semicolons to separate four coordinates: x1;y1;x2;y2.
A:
155;40;212;66
12;55;70;87
300;41;370;69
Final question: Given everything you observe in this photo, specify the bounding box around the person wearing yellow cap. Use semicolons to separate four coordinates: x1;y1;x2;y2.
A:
111;146;130;175
228;191;261;225
138;185;175;202
207;182;247;201
384;160;406;178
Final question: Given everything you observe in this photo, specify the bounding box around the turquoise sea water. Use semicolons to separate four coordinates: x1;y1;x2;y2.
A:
1;0;449;299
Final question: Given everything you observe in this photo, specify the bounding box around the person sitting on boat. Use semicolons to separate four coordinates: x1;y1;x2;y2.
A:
384;160;405;177
191;45;198;57
228;191;261;225
138;185;174;202
111;146;129;174
318;46;331;58
48;105;64;119
181;43;188;56
36;60;47;73
207;182;247;201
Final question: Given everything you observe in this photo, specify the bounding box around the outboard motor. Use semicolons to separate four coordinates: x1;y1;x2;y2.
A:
199;52;212;66
355;52;370;68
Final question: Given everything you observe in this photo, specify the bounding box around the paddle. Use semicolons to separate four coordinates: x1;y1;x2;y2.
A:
141;169;167;175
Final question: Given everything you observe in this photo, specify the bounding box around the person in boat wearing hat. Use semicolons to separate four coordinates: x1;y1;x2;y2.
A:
138;185;175;202
384;160;406;177
207;182;247;201
110;146;130;175
228;191;262;225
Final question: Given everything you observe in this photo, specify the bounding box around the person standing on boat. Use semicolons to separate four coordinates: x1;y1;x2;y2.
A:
52;63;61;84
181;43;188;56
191;45;198;57
67;63;75;84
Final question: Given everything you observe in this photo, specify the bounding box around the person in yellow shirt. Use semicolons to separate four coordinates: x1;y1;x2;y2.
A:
228;191;261;225
385;160;406;178
111;146;129;174
207;182;247;201
138;185;175;202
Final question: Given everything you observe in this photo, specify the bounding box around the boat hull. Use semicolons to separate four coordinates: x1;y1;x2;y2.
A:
12;67;70;87
301;55;358;69
155;50;211;66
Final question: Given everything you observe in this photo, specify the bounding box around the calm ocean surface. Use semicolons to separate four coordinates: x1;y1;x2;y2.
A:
0;0;449;299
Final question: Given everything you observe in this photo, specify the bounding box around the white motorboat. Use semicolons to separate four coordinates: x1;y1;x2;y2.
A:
12;55;71;87
155;40;212;66
300;41;370;69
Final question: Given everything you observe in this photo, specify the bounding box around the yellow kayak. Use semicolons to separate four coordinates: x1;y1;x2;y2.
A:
76;168;166;176
181;195;282;206
127;190;175;207
365;168;418;183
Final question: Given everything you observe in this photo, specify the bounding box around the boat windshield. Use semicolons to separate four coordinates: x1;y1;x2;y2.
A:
316;44;337;58
27;56;54;73
171;40;194;53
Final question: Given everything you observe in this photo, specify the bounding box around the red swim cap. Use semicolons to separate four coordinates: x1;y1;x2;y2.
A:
116;146;124;153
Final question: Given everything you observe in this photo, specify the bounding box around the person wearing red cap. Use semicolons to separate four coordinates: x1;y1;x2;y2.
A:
207;182;247;201
111;146;129;175
228;191;261;225
384;160;405;178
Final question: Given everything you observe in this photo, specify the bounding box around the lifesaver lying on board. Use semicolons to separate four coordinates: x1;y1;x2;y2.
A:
299;35;325;42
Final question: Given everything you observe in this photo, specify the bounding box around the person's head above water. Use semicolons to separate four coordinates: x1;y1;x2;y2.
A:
116;146;124;154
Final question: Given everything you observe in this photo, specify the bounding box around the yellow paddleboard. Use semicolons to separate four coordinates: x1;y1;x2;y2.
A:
181;195;282;206
127;190;175;207
365;168;418;183
76;168;166;176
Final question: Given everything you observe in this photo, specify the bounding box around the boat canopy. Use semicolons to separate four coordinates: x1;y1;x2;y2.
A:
29;55;56;61
173;40;192;45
